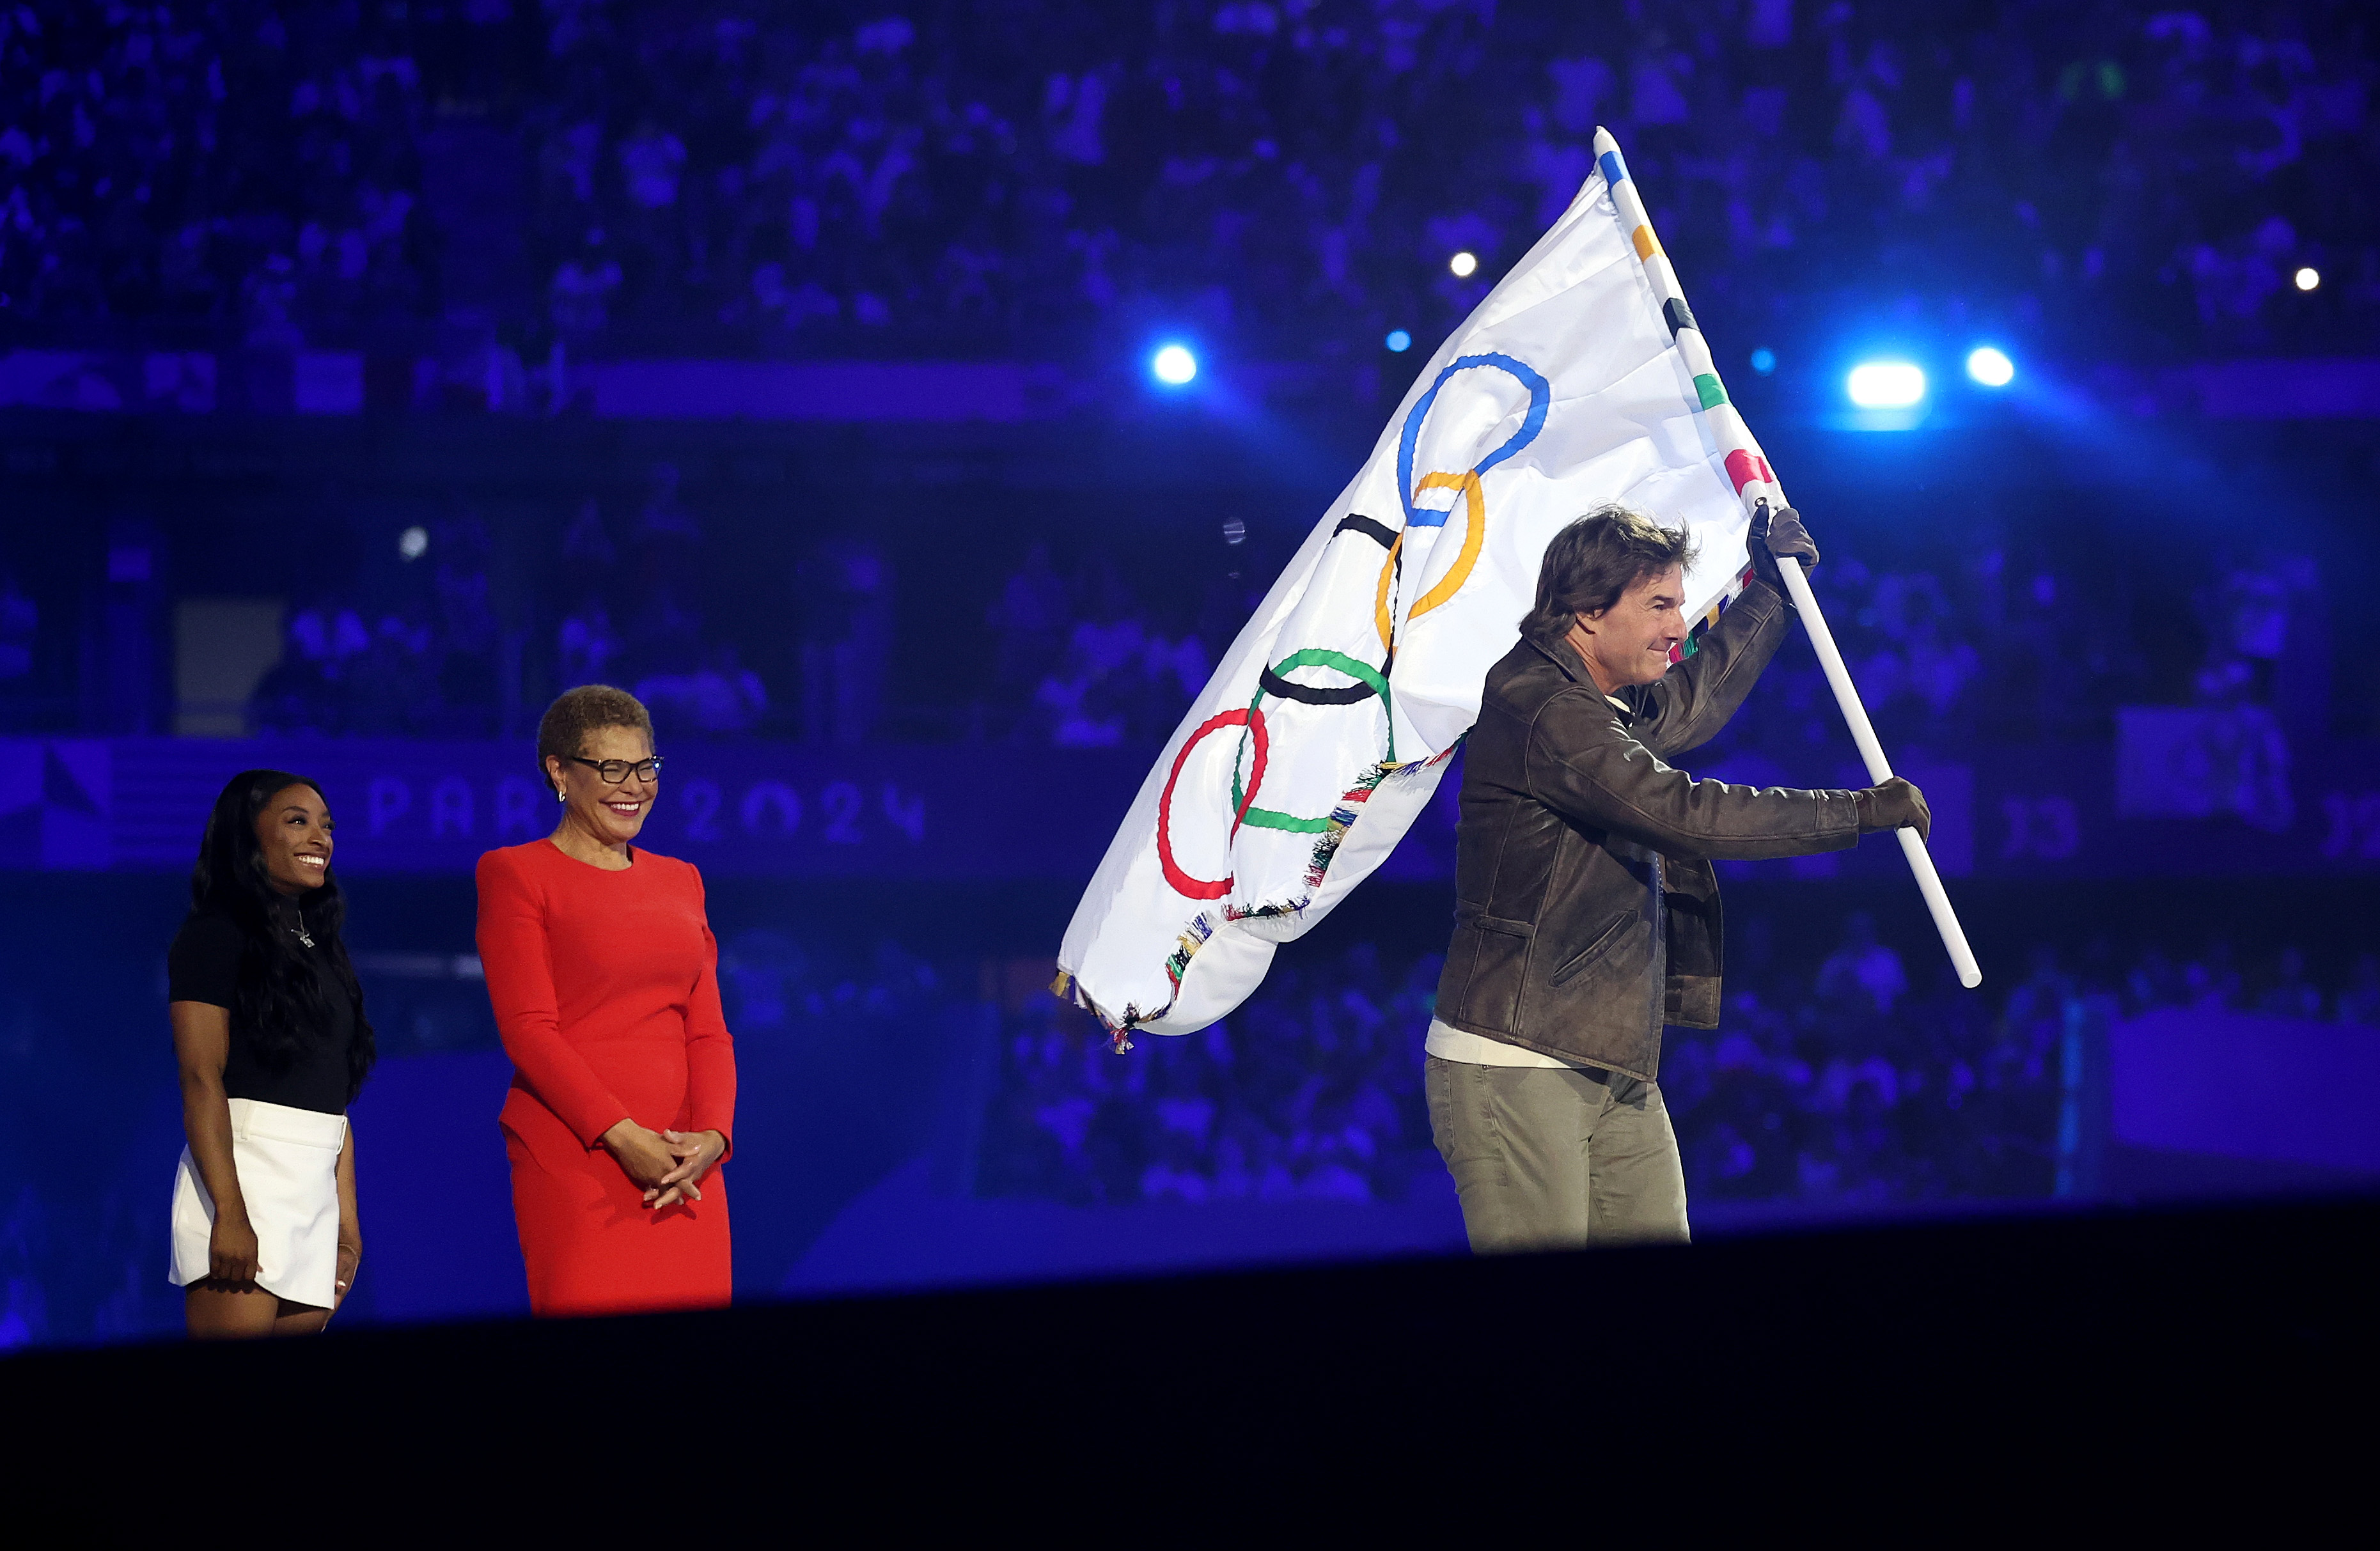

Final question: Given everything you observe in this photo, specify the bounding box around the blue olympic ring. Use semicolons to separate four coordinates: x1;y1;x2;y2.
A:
1395;352;1551;531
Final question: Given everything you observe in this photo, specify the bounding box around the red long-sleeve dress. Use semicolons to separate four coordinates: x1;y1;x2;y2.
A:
475;840;737;1317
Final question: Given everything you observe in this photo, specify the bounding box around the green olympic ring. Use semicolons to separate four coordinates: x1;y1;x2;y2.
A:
1232;647;1393;834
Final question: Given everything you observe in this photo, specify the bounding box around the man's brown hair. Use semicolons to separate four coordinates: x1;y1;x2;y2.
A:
1517;504;1700;649
536;683;654;790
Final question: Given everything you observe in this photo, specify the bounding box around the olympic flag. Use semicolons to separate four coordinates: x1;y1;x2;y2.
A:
1057;132;1794;1044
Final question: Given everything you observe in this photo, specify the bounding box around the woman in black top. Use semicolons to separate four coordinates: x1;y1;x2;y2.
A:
168;769;375;1338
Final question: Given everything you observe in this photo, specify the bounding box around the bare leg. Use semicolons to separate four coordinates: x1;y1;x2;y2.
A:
185;1282;331;1338
185;1281;278;1338
272;1300;331;1336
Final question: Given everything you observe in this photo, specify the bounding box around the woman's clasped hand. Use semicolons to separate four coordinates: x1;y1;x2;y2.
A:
600;1118;726;1210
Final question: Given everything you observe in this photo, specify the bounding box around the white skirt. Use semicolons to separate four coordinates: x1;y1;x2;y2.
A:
169;1097;348;1307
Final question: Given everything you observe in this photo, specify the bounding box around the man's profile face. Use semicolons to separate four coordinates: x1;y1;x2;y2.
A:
1574;563;1687;689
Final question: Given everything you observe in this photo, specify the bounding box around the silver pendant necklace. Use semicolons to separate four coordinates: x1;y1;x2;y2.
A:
282;909;316;949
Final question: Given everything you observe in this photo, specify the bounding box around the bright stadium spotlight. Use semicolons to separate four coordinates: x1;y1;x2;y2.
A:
1965;346;2015;387
1846;360;1927;410
1448;251;1478;277
1151;343;1198;386
1750;347;1777;375
1385;329;1413;353
398;525;429;561
2295;266;2321;292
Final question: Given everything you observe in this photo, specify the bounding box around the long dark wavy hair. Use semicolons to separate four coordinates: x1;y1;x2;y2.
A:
188;769;376;1103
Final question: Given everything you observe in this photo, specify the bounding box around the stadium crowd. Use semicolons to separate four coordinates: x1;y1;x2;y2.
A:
0;2;2352;755
3;3;2371;365
227;488;2321;761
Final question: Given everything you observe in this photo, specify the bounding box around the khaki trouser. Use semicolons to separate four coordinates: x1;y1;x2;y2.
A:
1425;1056;1691;1252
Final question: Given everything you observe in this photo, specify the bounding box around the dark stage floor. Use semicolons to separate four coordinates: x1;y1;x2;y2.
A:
12;1193;2372;1524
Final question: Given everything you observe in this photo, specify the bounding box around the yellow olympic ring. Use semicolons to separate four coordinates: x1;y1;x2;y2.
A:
1376;470;1486;653
1409;471;1485;623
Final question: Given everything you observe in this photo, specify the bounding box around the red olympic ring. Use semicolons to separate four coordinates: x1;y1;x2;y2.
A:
1156;707;1269;900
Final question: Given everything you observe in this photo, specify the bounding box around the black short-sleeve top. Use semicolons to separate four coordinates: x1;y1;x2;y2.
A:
168;909;358;1116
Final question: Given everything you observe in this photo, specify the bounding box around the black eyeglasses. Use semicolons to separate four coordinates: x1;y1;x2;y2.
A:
568;755;664;784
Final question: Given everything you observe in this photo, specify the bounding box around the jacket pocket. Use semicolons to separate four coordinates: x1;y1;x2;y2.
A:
1443;917;1533;1033
1548;912;1635;988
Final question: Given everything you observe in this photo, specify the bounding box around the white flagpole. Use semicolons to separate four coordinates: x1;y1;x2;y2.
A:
1773;554;1983;988
1591;125;1981;988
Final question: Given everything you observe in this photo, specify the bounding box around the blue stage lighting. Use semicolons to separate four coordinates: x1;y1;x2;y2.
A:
1385;329;1413;354
1847;361;1927;409
1965;347;2015;387
1151;344;1198;386
1750;347;1777;375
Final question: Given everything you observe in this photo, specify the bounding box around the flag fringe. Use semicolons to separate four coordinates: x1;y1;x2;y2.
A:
1057;749;1464;1051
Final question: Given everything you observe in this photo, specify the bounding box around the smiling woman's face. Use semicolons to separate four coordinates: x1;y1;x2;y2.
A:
549;723;657;848
254;783;334;896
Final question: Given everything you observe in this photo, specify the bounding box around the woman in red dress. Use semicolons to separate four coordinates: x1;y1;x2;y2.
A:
476;685;736;1316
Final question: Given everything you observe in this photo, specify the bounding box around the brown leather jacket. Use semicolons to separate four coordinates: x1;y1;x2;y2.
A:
1432;576;1863;1079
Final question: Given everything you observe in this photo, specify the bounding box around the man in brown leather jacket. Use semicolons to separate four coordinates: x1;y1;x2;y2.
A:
1425;503;1930;1251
